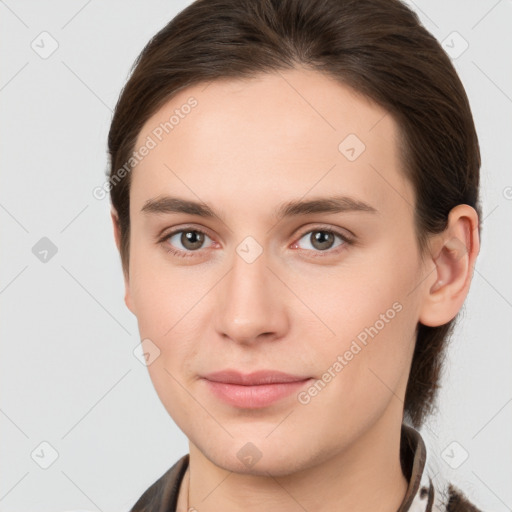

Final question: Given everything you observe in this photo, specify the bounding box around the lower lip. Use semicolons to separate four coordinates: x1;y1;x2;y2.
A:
202;378;313;408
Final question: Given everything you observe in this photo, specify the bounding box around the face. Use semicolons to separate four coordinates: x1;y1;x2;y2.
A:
122;67;432;476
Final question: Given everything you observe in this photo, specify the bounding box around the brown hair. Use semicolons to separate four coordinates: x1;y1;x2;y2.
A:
107;0;481;428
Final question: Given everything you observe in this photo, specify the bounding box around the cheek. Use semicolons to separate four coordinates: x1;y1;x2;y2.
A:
297;241;420;391
128;248;209;378
132;266;203;422
295;283;416;438
131;276;200;356
298;253;416;344
129;241;198;335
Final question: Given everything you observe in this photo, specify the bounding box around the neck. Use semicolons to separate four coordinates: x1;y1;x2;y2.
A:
179;412;409;512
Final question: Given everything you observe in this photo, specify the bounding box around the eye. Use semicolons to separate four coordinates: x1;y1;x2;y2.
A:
292;227;352;255
160;228;215;257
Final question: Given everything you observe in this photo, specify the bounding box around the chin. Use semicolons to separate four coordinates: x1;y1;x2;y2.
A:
217;452;305;477
194;434;322;478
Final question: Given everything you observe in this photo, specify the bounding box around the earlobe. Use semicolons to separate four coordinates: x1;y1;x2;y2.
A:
418;204;480;327
111;206;122;252
124;284;134;315
111;207;135;315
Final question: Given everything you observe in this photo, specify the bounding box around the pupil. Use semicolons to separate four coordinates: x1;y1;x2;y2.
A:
312;231;333;250
182;231;204;250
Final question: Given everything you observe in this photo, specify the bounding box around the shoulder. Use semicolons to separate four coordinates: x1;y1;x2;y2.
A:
129;454;189;512
399;424;484;512
444;483;483;512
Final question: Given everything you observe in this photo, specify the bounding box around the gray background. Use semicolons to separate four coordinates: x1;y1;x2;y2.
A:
1;1;511;511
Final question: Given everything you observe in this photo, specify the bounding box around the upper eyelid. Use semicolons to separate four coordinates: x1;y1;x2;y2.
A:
295;224;353;240
159;224;214;241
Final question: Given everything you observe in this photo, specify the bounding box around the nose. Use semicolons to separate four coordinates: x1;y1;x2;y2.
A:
213;246;289;345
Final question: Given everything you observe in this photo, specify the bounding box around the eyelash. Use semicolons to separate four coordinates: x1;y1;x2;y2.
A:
158;225;354;259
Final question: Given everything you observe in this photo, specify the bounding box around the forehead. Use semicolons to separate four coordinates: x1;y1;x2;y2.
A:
131;67;412;218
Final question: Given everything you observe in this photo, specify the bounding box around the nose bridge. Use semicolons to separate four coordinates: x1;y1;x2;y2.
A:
213;241;288;343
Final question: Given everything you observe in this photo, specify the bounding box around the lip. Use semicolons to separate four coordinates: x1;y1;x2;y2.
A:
201;370;313;408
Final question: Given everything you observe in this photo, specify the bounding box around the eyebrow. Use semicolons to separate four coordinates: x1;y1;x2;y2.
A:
141;194;378;221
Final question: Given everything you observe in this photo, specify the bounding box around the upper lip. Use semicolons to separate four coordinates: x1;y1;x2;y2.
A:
202;370;311;386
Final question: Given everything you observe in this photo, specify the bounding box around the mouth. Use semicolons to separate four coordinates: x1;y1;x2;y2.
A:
201;369;313;409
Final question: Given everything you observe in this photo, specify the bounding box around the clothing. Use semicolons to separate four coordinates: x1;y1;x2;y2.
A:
130;424;482;511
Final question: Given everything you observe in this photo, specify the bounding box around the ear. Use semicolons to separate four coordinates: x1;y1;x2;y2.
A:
418;204;480;327
110;206;135;315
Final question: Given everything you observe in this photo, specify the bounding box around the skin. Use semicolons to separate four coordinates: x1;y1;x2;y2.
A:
111;67;479;512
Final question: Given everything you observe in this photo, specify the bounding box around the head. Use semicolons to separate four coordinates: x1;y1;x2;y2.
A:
107;0;481;474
